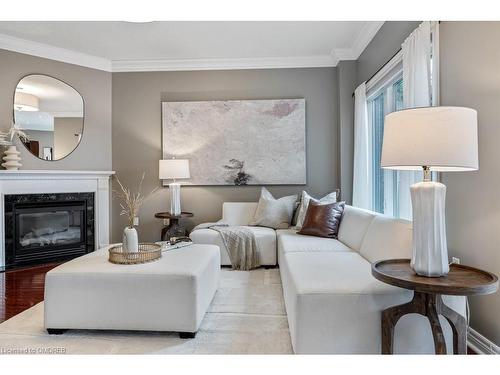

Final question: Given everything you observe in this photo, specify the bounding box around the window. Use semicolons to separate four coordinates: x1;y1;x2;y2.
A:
367;74;404;217
355;22;439;220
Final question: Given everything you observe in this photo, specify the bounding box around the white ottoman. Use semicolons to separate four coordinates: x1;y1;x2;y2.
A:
44;244;220;338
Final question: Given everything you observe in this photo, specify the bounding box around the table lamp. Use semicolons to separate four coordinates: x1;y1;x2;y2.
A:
159;158;190;216
381;106;478;277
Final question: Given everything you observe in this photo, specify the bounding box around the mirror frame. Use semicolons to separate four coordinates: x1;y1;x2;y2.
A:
12;73;85;162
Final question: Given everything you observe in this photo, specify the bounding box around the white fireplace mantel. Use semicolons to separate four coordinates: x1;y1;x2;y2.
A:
0;170;115;269
0;170;115;179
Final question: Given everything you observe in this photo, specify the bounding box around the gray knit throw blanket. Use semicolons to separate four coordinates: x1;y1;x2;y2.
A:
193;222;260;270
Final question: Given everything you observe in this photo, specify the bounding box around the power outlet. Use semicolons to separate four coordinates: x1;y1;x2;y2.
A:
451;257;461;265
163;219;169;226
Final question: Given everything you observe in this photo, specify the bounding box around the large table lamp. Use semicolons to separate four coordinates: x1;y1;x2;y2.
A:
159;158;190;216
381;106;478;277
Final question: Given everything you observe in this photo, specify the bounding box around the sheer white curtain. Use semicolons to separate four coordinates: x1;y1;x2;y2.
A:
403;21;432;107
396;21;435;219
352;82;373;210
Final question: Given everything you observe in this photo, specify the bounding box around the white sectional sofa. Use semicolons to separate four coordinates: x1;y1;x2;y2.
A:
190;202;277;266
190;202;466;354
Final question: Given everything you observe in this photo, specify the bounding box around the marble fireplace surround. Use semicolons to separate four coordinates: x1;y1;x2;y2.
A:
0;170;115;269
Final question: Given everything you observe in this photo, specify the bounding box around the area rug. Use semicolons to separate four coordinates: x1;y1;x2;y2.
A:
0;269;292;354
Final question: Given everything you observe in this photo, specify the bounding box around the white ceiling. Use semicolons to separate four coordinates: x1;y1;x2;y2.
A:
0;21;384;72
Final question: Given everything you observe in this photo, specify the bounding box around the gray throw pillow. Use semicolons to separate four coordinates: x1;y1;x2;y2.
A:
251;187;298;229
295;190;338;229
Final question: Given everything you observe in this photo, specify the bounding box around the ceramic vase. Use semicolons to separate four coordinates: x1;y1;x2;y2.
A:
2;145;22;170
122;226;139;252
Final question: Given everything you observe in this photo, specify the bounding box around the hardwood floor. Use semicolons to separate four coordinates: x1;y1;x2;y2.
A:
0;263;61;324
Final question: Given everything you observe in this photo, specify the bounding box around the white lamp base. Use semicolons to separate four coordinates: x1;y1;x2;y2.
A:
410;181;449;277
169;182;181;216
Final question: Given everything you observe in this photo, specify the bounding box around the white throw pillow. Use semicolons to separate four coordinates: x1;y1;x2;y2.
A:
294;190;338;229
251;187;298;229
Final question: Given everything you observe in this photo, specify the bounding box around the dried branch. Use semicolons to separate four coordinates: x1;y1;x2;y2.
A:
0;123;30;145
113;173;159;228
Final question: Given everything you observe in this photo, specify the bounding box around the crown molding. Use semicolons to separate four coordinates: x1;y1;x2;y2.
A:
111;55;338;72
0;33;112;72
0;22;383;72
350;21;385;59
331;21;385;61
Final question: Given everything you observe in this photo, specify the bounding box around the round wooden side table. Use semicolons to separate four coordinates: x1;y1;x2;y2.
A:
155;212;194;241
372;259;498;355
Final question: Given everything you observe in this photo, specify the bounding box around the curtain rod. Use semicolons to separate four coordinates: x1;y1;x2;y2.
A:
351;47;402;98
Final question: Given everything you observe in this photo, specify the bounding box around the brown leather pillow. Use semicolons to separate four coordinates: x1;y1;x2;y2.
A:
297;201;345;239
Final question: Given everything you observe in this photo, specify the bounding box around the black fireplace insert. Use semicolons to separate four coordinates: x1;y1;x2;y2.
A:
4;192;95;269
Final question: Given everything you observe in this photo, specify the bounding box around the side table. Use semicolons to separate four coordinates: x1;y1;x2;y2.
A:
372;259;498;355
155;212;194;241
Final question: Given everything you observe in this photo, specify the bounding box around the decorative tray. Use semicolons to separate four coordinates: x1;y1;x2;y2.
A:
108;243;162;265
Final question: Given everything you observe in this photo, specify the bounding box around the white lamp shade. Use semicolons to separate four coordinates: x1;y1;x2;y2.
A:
159;159;190;180
381;106;478;172
14;92;39;112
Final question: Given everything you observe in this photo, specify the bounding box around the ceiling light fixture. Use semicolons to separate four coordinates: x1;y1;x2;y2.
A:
14;92;39;112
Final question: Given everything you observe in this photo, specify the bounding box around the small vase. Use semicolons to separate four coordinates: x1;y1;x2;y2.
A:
2;145;22;170
122;226;139;252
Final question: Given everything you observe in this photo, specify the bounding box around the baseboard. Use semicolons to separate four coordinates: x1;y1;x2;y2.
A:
468;327;500;354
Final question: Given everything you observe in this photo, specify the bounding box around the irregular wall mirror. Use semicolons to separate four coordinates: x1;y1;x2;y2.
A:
13;74;84;161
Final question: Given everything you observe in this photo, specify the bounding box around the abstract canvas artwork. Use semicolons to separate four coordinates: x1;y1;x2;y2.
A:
162;99;306;186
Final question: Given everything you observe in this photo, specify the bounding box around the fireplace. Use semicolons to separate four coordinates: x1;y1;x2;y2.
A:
4;192;95;269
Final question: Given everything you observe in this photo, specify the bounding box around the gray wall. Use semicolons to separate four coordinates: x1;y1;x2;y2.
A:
337;61;357;204
356;21;421;85
0;49;112;170
440;21;500;344
112;68;339;242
